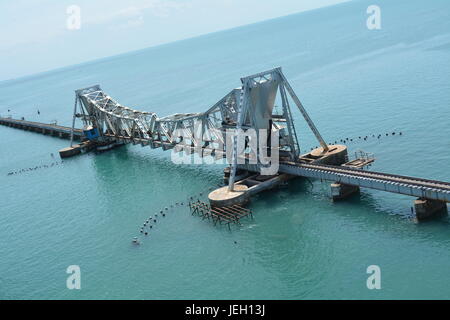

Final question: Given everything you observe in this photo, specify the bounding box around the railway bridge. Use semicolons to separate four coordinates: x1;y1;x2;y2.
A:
1;67;448;219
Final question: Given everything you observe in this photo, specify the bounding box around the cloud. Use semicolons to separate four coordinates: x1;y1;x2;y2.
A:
110;15;145;30
87;0;191;29
86;6;143;25
144;0;192;18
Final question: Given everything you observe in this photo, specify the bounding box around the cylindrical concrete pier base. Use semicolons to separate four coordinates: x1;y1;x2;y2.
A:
307;144;348;165
208;184;250;208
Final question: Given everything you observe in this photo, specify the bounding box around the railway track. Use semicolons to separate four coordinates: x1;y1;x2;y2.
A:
302;163;450;190
279;161;450;202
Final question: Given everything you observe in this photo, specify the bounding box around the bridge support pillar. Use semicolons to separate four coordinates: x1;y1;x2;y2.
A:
331;183;360;201
414;198;448;220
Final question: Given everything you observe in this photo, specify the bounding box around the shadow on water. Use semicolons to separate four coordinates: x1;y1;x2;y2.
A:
92;145;224;176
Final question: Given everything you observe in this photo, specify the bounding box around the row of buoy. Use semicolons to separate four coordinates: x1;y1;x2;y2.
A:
310;131;403;150
6;161;63;176
133;190;210;245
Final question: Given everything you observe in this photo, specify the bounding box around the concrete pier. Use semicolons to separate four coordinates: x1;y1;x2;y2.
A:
331;183;360;201
414;198;448;220
208;174;292;207
209;184;250;208
300;144;348;165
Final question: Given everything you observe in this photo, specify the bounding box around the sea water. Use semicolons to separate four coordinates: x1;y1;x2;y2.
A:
0;0;449;299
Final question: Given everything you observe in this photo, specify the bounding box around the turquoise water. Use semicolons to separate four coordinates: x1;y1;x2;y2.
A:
1;0;450;299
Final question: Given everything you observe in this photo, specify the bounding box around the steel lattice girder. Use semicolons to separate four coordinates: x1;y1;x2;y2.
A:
74;67;327;162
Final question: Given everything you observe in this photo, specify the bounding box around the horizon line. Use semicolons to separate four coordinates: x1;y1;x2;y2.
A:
0;0;352;83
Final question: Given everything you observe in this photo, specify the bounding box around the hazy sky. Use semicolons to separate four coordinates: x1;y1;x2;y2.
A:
0;0;349;81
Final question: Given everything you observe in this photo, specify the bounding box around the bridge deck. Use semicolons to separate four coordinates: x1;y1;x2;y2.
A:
0;117;84;140
279;162;450;202
2;117;449;203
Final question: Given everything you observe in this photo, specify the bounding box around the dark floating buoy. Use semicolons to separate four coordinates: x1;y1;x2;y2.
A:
144;232;148;236
399;132;402;135
153;219;156;223
162;213;165;217
392;132;395;135
150;226;153;229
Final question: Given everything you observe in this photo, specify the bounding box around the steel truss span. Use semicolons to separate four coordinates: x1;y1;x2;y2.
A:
72;67;326;163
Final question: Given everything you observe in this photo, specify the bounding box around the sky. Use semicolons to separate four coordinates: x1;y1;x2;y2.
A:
0;0;349;81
